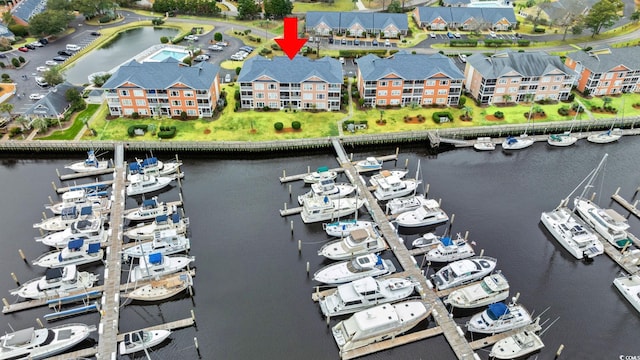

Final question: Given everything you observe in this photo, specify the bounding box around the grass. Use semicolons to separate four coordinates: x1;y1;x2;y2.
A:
40;104;101;140
293;0;357;12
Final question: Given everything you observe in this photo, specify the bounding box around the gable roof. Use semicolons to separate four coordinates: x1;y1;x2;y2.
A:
538;0;596;21
305;12;341;29
358;52;464;81
24;82;82;118
467;50;573;78
11;0;47;23
566;47;640;73
238;56;342;84
102;58;219;90
305;12;408;31
414;6;516;24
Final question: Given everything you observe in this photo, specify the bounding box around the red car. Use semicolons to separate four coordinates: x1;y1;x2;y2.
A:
18;47;28;52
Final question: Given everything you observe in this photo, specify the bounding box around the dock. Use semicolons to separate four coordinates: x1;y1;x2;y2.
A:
611;187;640;219
54;179;114;194
115;316;196;341
468;321;542;350
58;166;114;181
279;167;345;183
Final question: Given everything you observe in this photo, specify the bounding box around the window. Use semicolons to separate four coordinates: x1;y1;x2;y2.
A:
436;98;446;104
496;88;505;94
425;89;434;95
391;90;401;96
316;84;326;91
173;109;181;115
378;90;387;96
392;80;402;86
540;86;546;91
120;90;129;96
133;89;144;97
122;99;132;106
542;77;550;82
170;90;180;96
139;109;148;115
377;99;386;105
184;91;194;97
554;76;562;82
269;102;278;108
186;100;195;106
187;109;197;116
135;99;146;106
605;73;613;80
316;93;325;99
498;79;507;84
390;99;400;105
426;80;436;86
508;87;518;93
437;89;447;95
423;98;433;104
551;85;559;91
379;81;388;87
303;93;313;100
124;108;133;115
172;100;181;106
268;84;277;90
268;93;278;99
303;84;313;90
255;83;265;90
256;93;264;99
440;80;448;86
256;102;265;108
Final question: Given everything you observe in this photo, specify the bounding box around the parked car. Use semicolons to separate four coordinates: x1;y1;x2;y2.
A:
66;44;81;51
52;56;67;61
57;50;72;56
215;41;228;47
328;37;334;44
458;54;467;63
447;32;455;38
193;54;210;62
489;31;497;38
45;60;58;66
339;57;345;65
372;39;378;46
29;93;45;100
341;38;346;45
38;38;49;45
230;54;244;61
24;44;36;50
224;74;231;83
36;66;50;72
34;77;48;87
454;32;461;38
240;46;253;53
185;35;199;41
514;32;522;38
430;33;437;38
0;54;6;58
384;39;390;47
30;42;44;47
208;45;223;51
18;47;29;52
354;39;360;46
90;31;101;36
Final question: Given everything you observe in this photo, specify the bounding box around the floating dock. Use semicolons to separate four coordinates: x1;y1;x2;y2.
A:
611;187;640;219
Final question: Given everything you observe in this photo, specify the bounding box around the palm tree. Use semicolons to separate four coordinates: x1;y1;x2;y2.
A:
462;105;473;120
31;117;49;133
503;94;512;104
15;116;30;130
0;102;14;120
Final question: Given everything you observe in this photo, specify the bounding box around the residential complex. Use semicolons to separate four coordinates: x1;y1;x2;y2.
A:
102;58;221;118
305;12;408;38
565;48;640;96
412;6;517;31
464;50;575;104
237;56;342;111
356;52;464;107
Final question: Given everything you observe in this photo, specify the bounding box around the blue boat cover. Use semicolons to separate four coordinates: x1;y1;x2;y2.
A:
87;242;101;254
149;253;162;264
68;238;84;250
141;157;158;167
487;302;509;320
142;198;157;208
172;213;180;223
129;162;141;171
156;215;169;223
80;206;92;215
506;136;517;145
440;237;453;247
317;166;329;173
323;196;329;204
375;255;383;265
61;207;77;217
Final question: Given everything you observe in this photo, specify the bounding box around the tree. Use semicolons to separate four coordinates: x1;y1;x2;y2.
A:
237;0;261;20
29;10;74;36
47;0;73;11
214;32;223;41
15;116;30;130
72;0;114;18
462;105;473;119
43;65;64;86
0;102;14;120
386;0;402;12
631;10;640;22
2;11;14;26
584;0;624;37
555;13;584;41
503;94;512;104
263;0;293;19
31;117;49;133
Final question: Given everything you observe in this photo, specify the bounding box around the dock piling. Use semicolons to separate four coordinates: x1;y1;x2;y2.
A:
36;318;43;328
290;220;294;235
51;181;57;191
42;211;47;220
404;158;409;169
425;184;430;198
555;344;565;358
590;192;596;201
306;261;310;275
2;298;8;307
10;272;19;286
55;168;60;178
450;213;455;225
191;309;196;325
307;165;310;174
615;187;621;196
284;202;287;211
288;184;292;198
18;249;26;263
194;337;201;358
48;195;53;205
298;240;302;253
282;169;286;178
326;315;330;327
464;231;469;241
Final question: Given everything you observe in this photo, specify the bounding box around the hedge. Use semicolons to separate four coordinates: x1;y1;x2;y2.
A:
483;39;508;47
158;126;177;139
517;40;531;46
432;111;453;124
449;39;478;47
338;49;387;57
127;124;148;137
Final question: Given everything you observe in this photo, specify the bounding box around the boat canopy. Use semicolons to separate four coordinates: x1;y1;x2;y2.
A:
141;157;158;167
88;242;101;254
68;238;84;250
317;166;329;173
487;302;509;320
61;207;77;217
172;213;180;223
142;198;158;208
156;215;169;223
149;253;162;264
440;237;453;247
45;267;64;280
506;137;517;145
80;206;92;215
129;162;141;172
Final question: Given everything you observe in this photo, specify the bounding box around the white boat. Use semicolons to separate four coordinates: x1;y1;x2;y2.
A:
444;273;510;309
122;272;193;302
473;137;495;151
386;195;432;215
122;229;191;260
574;198;632;249
489;327;545;359
37;217;108;248
313;253;396;285
46;189;111;215
32;239;104;268
501;134;534;150
373;175;421;201
127;156;183;181
130;253;195;282
540;207;604;259
318;225;387;260
319;276;416;317
587;127;622;144
298;178;356;205
548;131;578;147
431;256;497;290
300;196;365;224
425;233;475;262
124;197;176;222
369;170;408;187
10;265;99;300
303;166;338;184
34;206;97;232
331;301;429;353
394;199;449;228
119;329;172;355
411;232;442;248
467;301;533;334
613;273;640;314
64;149;109;172
0;323;96;360
324;220;375;238
354;157;383;172
124;214;189;241
126;174;173;196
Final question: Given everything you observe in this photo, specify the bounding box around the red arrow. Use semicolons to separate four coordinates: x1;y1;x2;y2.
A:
275;17;307;60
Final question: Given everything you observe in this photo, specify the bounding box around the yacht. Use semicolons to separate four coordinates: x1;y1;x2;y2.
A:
122;229;191;260
444;273;510;309
369;170;408;187
119;329;172;355
122;272;193;302
298;178;356;205
354;157;383;172
431;256;497;290
501;135;534;150
574;197;632;248
473;137;495;151
10;265;99;300
127;156;182;180
34;206;97;232
331;301;429;353
126;174;173;196
300;196;365;224
466;301;533;334
324;220;374;238
373;175;421;201
313;253;396;285
424;234;475;263
318;225;387;260
489;327;545;359
46;189;111;215
394;200;449;228
540;207;604;259
587;128;622;144
124;213;189;241
411;232;442;248
319;276;415;317
32;239;103;268
548;131;578;147
386;195;431;215
613;273;640;314
0;323;96;360
64;149;109;173
129;253;195;282
124;197;176;222
303;166;338;184
37;217;108;248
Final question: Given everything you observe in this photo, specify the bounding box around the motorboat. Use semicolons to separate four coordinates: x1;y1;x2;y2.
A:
324;220;374;238
331;301;429;353
298;178;356;205
37;217;108;248
373;175;421;201
466;301;533;334
127;156;183;180
394;200;449;228
319;276;416;317
34;206;97;232
613;273;640;314
540;207;604;259
444;273;510;309
122;229;191;260
64;149;109;172
122;272;193;302
489;326;545;359
318;225;387;260
46;189;111;215
411;232;442;248
386;195;431;215
574;197;632;248
119;329;172;355
10;265;99;300
548;131;578;147
129;253;195;282
473;137;495;151
303;166;338;184
431;256;497;290
425;233;475;262
501;134;534;150
354;157;383;172
369;170;408;187
126;174;173;196
300;196;365;224
587;128;622;144
32;239;103;268
313;253;396;285
124;213;189;241
124;197;176;222
0;323;96;360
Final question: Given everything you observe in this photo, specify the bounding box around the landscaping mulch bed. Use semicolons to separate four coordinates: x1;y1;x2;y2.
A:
485;115;503;121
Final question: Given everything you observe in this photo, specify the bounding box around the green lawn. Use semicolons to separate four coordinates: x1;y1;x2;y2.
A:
39;104;101;140
293;0;357;12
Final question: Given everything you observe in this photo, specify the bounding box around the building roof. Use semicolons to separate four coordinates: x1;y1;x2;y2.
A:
0;24;14;38
305;12;408;31
24;82;82;118
538;0;596;21
238;56;342;84
305;11;341;29
443;0;471;5
358;52;464;81
11;0;47;23
414;6;516;24
467;50;573;78
102;58;219;90
566;47;640;73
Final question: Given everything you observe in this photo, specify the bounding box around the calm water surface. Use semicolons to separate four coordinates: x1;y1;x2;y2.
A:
0;140;639;360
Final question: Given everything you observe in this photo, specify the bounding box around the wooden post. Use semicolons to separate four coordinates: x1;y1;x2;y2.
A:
450;213;455;225
48;195;53;205
36;318;44;328
404;158;409;169
555;344;565;358
282;169;286;178
42;211;47;220
288;184;292;198
51;181;57;191
191;309;196;325
55;168;60;178
290;220;294;235
10;272;19;286
284;203;287;211
306;261;310;275
2;298;8;308
464;231;469;241
307;165;310;174
18;249;26;263
298;240;302;253
194;337;201;358
590;192;596;201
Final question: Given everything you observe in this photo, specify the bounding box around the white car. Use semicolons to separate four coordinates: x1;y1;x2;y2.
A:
36;66;50;72
489;31;497;38
230;54;243;61
30;42;44;47
208;45;223;51
194;54;210;62
29;93;45;100
185;35;199;41
45;60;57;66
430;33;437;38
458;54;467;63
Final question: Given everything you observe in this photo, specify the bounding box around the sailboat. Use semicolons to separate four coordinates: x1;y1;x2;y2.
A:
588;100;623;144
548;105;580;147
502;102;534;150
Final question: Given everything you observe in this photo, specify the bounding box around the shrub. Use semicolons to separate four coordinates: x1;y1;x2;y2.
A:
18;56;24;63
1;73;9;80
151;17;164;25
432;111;453;123
180;111;188;120
457;97;467;108
558;107;570;116
99;15;113;23
160;36;169;44
259;48;272;55
214;32;223;41
291;121;301;130
243;29;251;35
131;112;139;119
533;27;546;33
274;122;284;131
271;43;280;50
494;111;504;119
567;93;575;102
127;124;148;137
158;126;177;138
11;58;19;68
0;62;4;68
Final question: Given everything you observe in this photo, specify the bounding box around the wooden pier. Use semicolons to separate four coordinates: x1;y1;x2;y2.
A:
115;316;196;341
54;179;114;194
279;167;345;183
611;188;640;219
58;167;113;181
468;321;542;351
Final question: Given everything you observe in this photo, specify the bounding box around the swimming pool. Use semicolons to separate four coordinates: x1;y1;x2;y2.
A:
146;48;189;62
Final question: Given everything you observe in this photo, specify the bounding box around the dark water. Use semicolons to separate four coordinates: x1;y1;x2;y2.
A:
1;140;640;360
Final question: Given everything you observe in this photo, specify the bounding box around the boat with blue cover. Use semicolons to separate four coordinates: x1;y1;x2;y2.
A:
64;150;109;173
130;253;195;282
501;135;534;150
466;301;533;334
46;189;111;215
124;213;189;241
124;197;176;222
312;253;396;285
425;233;475;262
32;239;104;268
34;206;98;232
37;217;107;248
127;156;183;181
122;229;191;260
10;265;99;300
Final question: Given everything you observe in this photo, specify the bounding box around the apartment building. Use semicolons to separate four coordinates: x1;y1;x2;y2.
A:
412;6;517;31
565;47;640;96
237;56;342;111
305;12;408;38
102;58;221;118
464;50;575;105
356;52;464;107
